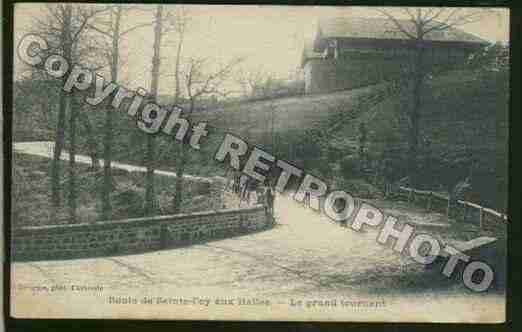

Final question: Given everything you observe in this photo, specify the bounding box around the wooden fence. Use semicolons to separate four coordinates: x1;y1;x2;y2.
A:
393;186;508;232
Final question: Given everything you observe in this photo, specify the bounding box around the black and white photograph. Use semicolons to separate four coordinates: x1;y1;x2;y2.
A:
8;3;509;323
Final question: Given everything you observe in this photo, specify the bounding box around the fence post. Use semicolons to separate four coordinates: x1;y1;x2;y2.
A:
426;192;433;212
479;207;484;230
160;223;168;249
446;197;451;219
408;188;413;203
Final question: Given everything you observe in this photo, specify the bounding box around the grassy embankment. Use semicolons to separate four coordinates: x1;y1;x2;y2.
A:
13;68;508;217
12;153;214;227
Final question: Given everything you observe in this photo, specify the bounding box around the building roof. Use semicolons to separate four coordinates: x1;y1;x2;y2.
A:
316;17;489;46
301;16;489;67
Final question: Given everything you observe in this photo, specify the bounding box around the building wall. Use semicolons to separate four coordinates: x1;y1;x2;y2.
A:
304;57;410;94
304;62;315;95
304;42;474;94
12;205;270;261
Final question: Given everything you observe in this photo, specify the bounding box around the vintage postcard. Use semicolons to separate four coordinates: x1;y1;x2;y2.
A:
9;3;509;322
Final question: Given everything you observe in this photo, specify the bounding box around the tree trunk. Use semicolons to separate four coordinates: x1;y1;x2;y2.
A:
271;106;276;152
78;111;100;170
51;90;67;217
68;95;77;223
174;32;183;104
171;21;185;213
51;4;72;221
145;5;163;216
51;94;67;220
102;107;114;219
145;135;156;215
172;97;193;213
408;39;424;186
63;5;78;223
101;7;122;220
172;144;187;214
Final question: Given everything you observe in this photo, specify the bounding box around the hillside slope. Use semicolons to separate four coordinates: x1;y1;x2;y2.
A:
12;69;508;211
194;70;508;211
193;83;386;138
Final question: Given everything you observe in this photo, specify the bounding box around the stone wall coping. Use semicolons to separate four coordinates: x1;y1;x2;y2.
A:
13;204;265;236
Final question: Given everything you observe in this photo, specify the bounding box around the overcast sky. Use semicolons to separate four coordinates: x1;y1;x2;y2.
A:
14;4;509;95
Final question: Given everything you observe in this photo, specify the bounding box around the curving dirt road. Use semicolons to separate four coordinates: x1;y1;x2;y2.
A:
11;141;505;322
11;193;505;322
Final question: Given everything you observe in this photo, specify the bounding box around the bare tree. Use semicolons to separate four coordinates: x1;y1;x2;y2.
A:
236;69;276;99
143;4;165;215
163;6;190;213
90;4;168;217
87;5;152;220
375;8;488;185
34;4;106;222
170;57;243;213
165;6;191;104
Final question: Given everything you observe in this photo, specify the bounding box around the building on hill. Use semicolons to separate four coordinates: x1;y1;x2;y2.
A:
301;17;488;94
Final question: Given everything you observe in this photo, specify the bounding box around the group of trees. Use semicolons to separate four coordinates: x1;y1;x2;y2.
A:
16;5;508;222
21;4;241;223
269;8;507;208
33;4;108;222
358;9;508;206
375;8;492;187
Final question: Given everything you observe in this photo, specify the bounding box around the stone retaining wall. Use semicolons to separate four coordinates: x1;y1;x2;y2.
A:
12;205;270;262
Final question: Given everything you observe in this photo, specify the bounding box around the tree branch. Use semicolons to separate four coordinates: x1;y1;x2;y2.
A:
422;11;483;35
422;8;448;27
86;22;112;37
376;9;416;39
120;22;152;36
403;8;418;25
71;7;110;42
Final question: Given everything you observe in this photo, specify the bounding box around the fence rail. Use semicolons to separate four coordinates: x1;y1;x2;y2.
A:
394;186;508;231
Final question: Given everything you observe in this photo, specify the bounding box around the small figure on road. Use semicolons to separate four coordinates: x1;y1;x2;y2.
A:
239;175;248;203
247;177;258;205
303;191;311;208
263;180;275;216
